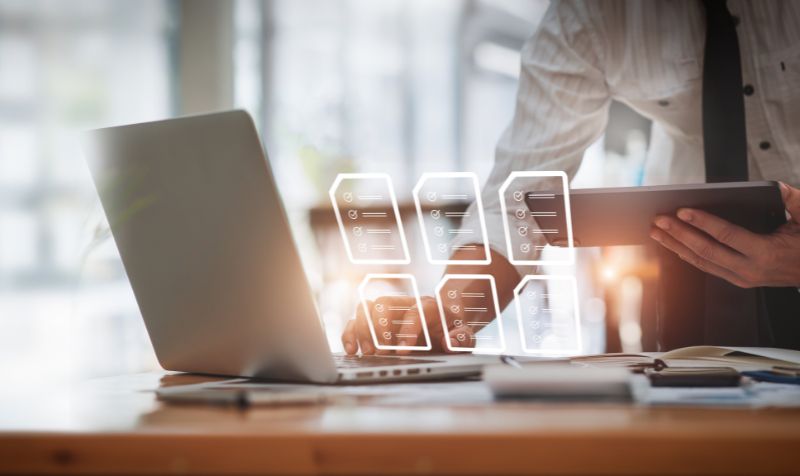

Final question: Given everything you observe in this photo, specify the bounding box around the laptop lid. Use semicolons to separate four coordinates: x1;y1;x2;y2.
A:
82;110;339;383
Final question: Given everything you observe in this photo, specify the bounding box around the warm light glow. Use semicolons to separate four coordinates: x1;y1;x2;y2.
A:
620;322;642;346
601;265;618;283
619;276;644;353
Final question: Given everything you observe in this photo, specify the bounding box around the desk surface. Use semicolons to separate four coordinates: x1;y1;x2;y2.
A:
2;372;800;475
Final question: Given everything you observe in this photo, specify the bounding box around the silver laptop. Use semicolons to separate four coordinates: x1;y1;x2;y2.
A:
82;110;490;384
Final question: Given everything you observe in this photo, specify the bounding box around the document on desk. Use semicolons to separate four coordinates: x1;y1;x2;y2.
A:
660;346;800;368
637;381;800;408
571;346;800;372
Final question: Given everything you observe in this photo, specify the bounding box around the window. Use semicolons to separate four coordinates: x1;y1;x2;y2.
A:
0;0;176;380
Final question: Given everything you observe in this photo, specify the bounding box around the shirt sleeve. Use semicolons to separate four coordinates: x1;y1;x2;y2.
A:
450;0;612;276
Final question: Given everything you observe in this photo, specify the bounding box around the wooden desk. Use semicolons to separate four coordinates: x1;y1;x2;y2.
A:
2;372;799;475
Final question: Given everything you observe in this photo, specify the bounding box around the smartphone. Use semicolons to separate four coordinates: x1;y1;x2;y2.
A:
645;367;742;387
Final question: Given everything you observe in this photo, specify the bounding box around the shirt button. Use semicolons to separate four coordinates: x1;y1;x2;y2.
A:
743;84;754;96
759;141;771;150
658;99;670;107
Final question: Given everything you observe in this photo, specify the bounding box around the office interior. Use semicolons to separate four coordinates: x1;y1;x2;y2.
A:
1;0;660;386
4;2;800;475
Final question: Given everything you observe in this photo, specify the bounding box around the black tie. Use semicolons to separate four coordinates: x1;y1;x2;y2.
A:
700;0;800;349
700;0;760;346
657;0;757;350
702;0;748;182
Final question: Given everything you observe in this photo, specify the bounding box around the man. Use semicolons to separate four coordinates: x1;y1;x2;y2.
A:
343;0;800;355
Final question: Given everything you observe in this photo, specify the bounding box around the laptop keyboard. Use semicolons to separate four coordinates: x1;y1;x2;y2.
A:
333;354;442;368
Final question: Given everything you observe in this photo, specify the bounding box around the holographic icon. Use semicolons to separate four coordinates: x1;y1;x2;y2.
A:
358;274;432;351
513;275;581;355
498;171;574;266
330;173;410;264
413;172;491;265
434;274;505;353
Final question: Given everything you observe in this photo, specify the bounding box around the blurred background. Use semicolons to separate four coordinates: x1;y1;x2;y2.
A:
0;0;658;382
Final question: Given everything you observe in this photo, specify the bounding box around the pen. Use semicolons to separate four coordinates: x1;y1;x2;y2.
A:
628;358;669;374
500;354;523;369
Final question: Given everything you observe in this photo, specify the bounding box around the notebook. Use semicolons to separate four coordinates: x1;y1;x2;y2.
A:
570;346;800;372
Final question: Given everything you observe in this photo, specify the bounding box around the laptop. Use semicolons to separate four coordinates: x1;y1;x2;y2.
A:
82;110;492;384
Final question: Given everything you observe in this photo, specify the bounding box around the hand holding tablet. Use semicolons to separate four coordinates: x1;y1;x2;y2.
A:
651;182;800;288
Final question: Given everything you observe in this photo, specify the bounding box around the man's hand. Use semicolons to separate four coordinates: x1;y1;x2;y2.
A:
341;248;519;355
650;182;800;288
341;295;480;355
342;296;439;355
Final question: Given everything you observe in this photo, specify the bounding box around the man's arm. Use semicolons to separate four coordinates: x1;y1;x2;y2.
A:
343;0;613;355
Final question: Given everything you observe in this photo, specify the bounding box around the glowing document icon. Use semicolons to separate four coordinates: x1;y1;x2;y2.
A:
412;172;490;265
435;274;505;353
513;275;582;355
358;274;432;351
330;173;410;264
499;171;574;266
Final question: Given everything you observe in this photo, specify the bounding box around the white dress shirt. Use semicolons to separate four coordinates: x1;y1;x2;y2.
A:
452;0;800;273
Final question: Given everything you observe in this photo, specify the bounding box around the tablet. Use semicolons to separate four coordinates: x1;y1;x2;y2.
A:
525;181;786;247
